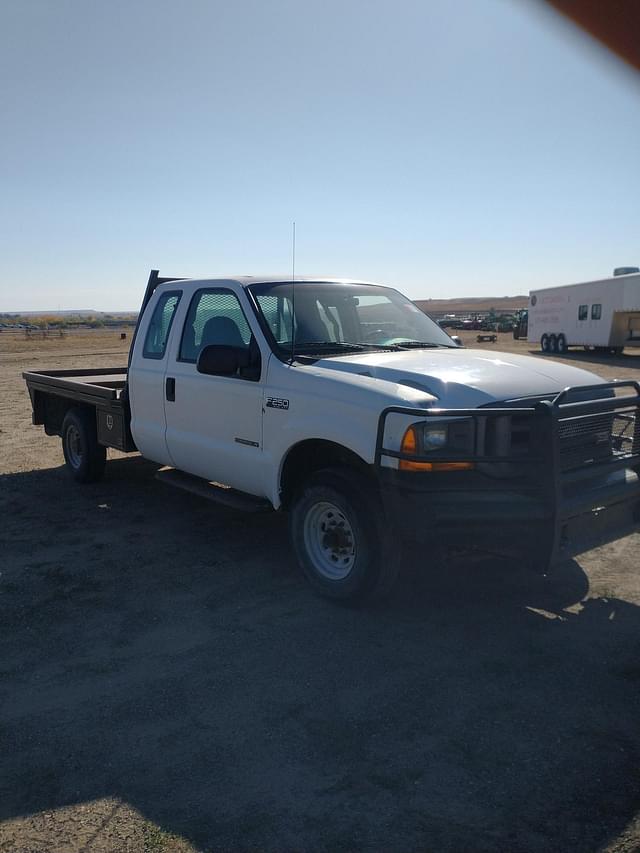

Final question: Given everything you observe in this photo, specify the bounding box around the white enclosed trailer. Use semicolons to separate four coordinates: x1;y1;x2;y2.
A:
528;270;640;354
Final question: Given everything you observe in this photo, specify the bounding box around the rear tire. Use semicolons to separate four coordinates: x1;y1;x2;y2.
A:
540;334;550;353
557;334;567;354
289;468;398;602
549;334;558;353
61;408;106;483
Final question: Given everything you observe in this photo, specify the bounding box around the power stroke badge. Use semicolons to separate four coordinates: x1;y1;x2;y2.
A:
266;397;289;410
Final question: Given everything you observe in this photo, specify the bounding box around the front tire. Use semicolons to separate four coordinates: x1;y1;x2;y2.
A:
289;468;397;602
61;408;106;483
557;333;567;354
540;334;550;353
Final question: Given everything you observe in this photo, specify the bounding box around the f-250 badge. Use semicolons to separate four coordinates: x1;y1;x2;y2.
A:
266;397;289;410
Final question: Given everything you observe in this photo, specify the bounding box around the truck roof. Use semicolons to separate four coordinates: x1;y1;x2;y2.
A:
158;276;380;290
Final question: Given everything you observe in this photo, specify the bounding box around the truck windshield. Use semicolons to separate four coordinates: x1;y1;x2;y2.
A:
248;281;456;356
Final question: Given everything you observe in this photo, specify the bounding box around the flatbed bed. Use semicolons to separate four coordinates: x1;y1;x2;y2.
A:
23;367;135;451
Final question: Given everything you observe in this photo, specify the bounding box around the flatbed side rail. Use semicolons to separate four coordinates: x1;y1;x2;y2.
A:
23;369;128;403
24;367;128;379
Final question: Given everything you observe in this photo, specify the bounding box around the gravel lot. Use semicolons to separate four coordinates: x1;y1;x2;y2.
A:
1;329;639;852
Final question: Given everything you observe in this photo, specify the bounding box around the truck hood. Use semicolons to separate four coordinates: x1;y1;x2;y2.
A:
314;348;605;406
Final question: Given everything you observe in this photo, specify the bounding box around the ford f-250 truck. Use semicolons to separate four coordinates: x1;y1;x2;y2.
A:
24;270;640;601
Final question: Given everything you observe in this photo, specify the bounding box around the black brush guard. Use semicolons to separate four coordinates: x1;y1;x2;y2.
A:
375;381;640;570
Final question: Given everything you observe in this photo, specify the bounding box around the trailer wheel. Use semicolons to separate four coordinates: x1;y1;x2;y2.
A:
289;468;397;602
548;334;558;353
557;334;567;354
61;408;106;483
540;334;550;353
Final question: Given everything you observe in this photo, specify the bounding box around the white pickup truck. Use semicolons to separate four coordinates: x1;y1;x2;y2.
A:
24;271;640;601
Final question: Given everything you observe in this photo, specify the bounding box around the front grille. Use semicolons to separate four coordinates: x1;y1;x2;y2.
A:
558;409;638;471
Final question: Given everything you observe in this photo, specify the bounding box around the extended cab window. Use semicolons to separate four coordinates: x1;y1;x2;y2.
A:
179;289;252;363
578;304;588;321
142;291;181;359
591;303;602;320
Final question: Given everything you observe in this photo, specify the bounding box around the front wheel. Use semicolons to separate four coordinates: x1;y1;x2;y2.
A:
557;333;567;354
540;334;550;353
61;408;106;483
289;468;398;602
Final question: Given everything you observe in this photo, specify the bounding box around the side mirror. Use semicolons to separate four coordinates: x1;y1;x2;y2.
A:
197;344;250;376
450;335;463;347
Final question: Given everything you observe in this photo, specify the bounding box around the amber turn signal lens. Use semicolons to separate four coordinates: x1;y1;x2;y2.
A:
398;460;475;472
400;425;418;455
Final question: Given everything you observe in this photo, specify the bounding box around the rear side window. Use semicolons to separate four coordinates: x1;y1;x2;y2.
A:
578;304;588;321
179;289;252;363
591;303;602;320
143;291;181;359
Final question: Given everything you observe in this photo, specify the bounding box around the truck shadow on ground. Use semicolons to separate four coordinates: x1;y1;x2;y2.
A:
1;456;639;852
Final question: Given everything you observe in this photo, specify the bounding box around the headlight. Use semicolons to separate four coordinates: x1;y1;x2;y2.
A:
423;426;448;451
399;418;475;472
419;418;474;454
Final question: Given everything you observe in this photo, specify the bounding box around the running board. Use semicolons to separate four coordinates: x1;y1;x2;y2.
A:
155;468;272;513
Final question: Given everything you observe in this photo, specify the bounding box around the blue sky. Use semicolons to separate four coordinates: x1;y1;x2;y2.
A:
1;0;639;311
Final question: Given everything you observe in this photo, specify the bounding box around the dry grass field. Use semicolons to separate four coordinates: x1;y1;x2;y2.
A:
416;295;528;316
1;328;640;852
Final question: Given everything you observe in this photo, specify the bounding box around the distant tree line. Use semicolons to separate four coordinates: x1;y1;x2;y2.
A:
0;313;138;330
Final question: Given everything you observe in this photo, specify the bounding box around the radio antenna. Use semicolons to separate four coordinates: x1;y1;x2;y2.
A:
290;221;296;364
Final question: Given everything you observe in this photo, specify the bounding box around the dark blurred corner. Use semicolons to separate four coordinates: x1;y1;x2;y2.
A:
544;0;640;72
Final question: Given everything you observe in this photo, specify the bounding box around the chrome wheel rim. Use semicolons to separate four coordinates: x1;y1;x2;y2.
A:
303;501;356;580
66;424;82;469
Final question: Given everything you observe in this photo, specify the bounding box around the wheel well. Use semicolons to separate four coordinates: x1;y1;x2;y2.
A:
279;439;373;509
35;393;92;437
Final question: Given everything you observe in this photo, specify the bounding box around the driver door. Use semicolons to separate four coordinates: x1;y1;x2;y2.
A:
163;287;267;496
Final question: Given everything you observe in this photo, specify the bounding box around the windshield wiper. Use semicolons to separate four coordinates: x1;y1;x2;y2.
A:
293;341;370;352
292;341;406;355
393;341;453;349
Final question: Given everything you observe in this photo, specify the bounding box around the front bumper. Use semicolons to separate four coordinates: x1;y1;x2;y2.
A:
378;467;640;569
375;382;640;571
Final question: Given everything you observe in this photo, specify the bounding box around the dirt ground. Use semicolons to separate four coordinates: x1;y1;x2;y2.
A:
1;329;639;853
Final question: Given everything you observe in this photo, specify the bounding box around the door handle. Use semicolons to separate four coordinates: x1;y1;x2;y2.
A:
166;377;176;402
